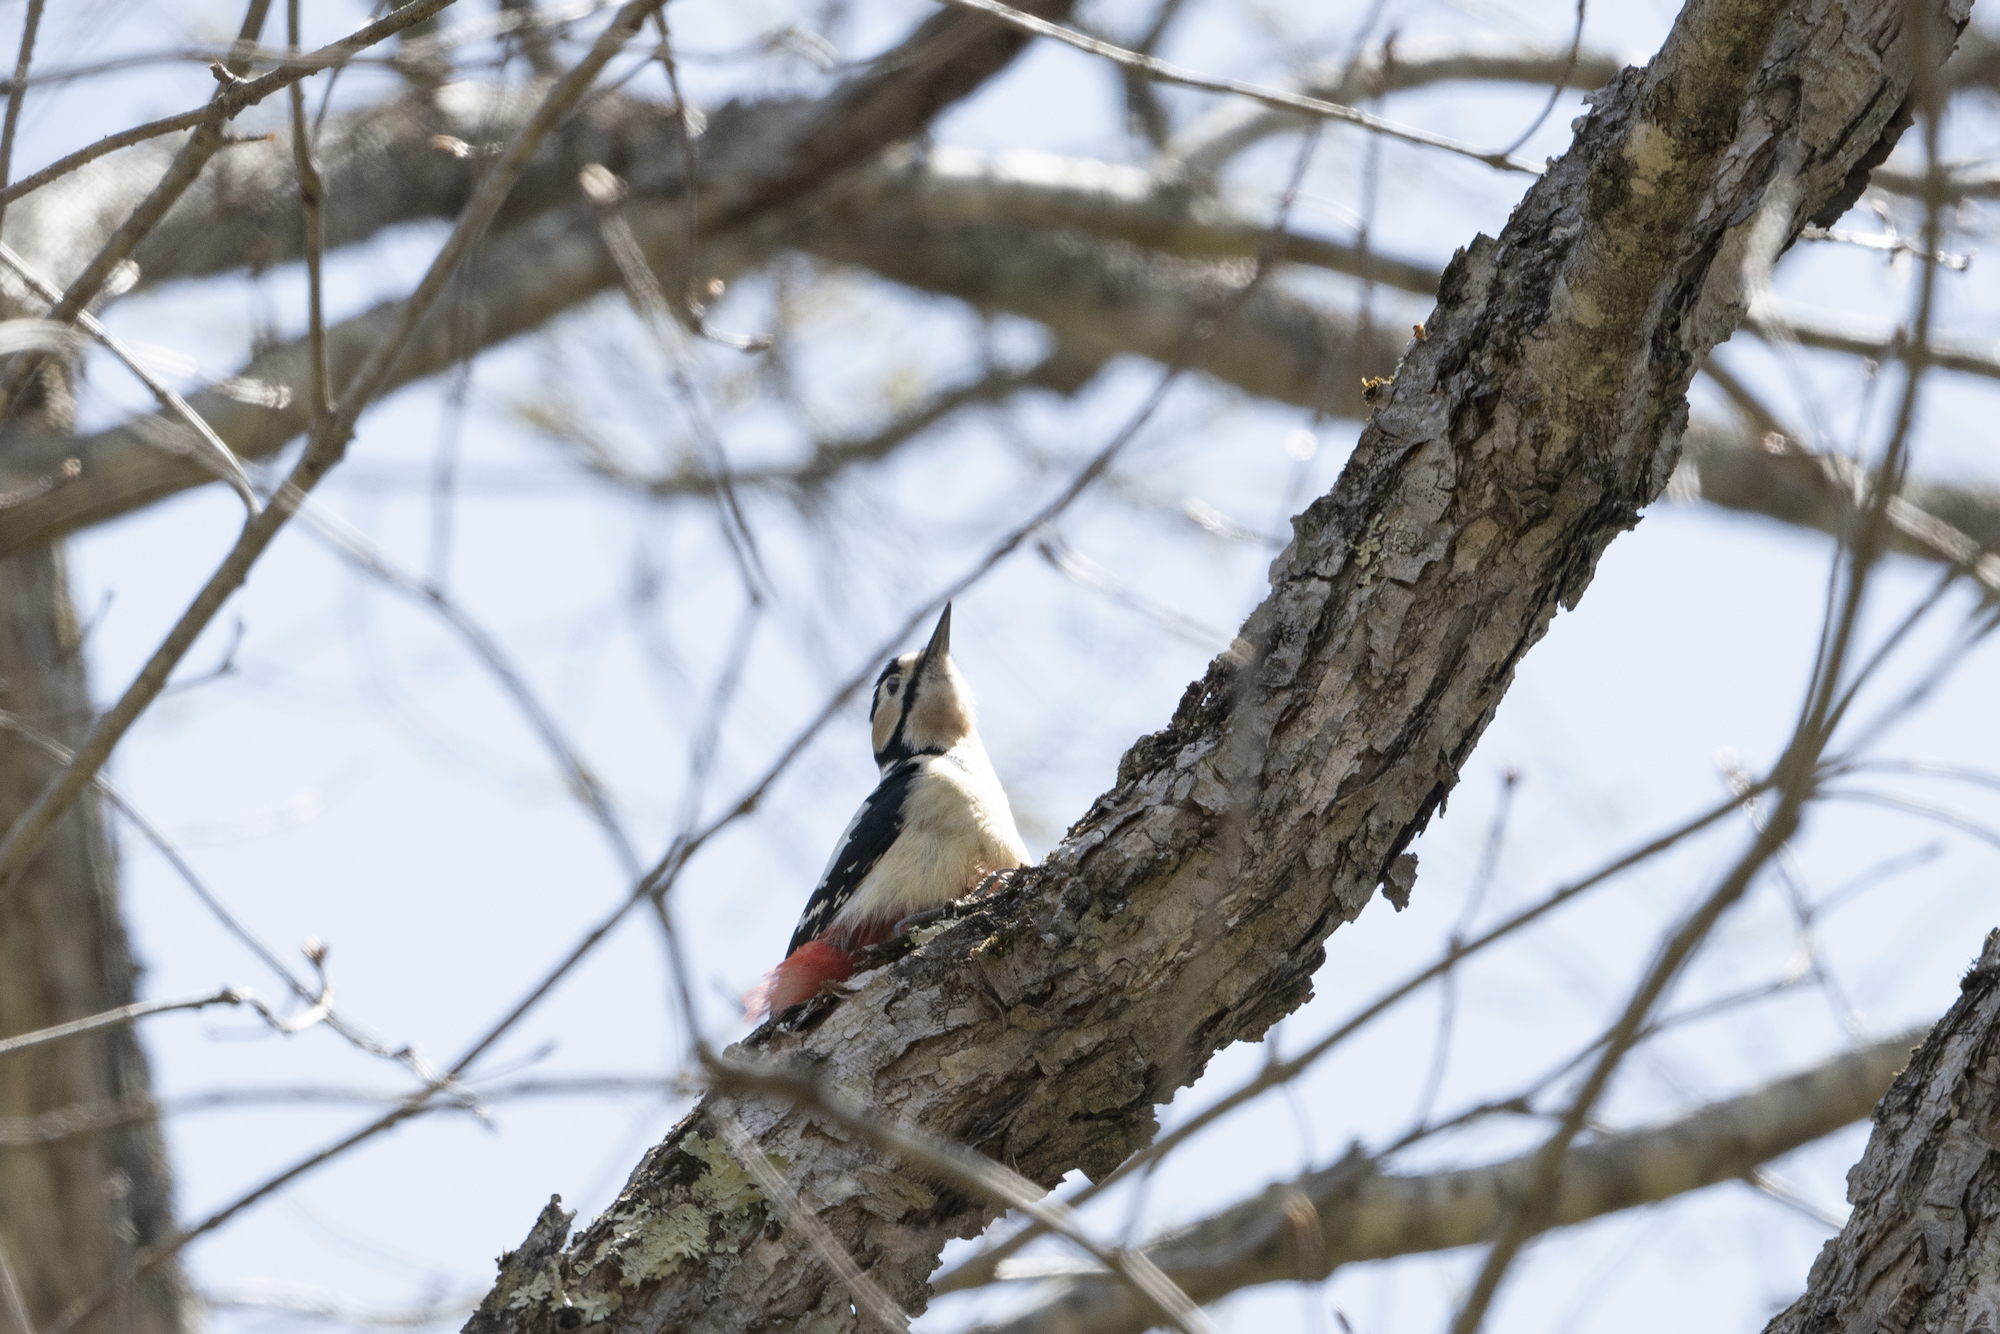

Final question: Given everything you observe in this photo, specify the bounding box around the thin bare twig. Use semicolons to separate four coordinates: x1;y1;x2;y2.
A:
0;1074;690;1147
0;988;253;1059
0;0;45;242
1446;772;1816;1334
579;163;771;599
289;492;642;878
929;0;1538;173
712;1110;913;1334
0;0;277;424
1490;0;1586;157
0;243;258;512
0;0;458;212
0;705;442;1082
0;1242;26;1334
288;0;330;423
198;1285;480;1331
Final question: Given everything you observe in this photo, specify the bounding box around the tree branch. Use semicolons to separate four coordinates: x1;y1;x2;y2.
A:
972;1030;1926;1334
1163;37;1626;180
454;1;1963;1331
0;0;1086;553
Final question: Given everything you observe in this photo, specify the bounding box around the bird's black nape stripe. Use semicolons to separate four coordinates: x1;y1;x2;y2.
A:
868;660;898;723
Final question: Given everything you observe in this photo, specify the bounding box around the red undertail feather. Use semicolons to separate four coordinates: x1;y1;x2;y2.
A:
745;939;855;1021
745;918;902;1022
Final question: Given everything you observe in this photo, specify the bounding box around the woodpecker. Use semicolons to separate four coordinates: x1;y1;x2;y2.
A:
747;604;1028;1020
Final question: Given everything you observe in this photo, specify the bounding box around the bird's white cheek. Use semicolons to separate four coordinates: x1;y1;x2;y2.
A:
871;698;900;755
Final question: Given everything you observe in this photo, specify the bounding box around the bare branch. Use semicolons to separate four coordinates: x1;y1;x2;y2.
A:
0;243;258;511
287;0;329;424
0;1075;690;1147
841;145;1443;292
799;212;1401;416
523;346;1103;500
0;988;250;1059
929;0;1538;172
1676;423;2000;588
0;0;45;241
0;0;458;212
1165;37;1626;179
198;1284;480;1331
0;0;276;422
974;1031;1924;1334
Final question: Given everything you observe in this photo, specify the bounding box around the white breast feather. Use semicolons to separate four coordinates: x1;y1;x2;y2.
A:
831;745;1028;932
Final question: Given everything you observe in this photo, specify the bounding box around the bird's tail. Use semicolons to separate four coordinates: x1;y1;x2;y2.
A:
743;939;855;1023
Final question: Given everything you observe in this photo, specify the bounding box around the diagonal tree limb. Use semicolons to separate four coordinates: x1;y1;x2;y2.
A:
451;2;1966;1332
968;1029;1926;1334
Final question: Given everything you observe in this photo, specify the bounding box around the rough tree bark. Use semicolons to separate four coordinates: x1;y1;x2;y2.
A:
452;1;1971;1332
0;545;187;1334
1764;931;2000;1334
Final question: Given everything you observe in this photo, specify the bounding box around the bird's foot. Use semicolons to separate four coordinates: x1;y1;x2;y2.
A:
894;904;954;937
894;869;1025;939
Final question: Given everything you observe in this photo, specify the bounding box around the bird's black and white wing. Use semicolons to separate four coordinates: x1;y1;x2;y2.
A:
786;760;918;954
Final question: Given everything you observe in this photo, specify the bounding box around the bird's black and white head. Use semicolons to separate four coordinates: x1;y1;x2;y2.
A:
870;605;977;768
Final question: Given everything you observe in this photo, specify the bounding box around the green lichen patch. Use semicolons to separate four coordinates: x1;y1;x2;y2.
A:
684;1134;777;1218
615;1202;714;1286
579;1135;789;1290
504;1261;563;1312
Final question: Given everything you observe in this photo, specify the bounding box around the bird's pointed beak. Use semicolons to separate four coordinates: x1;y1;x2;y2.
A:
920;603;952;671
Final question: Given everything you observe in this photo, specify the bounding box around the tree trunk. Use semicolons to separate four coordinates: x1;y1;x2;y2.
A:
1763;930;2000;1334
458;1;1974;1332
0;545;188;1334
